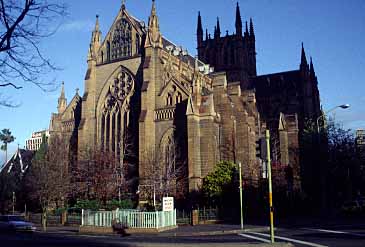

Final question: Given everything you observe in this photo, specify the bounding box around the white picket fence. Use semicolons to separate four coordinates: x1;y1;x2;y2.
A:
81;209;176;229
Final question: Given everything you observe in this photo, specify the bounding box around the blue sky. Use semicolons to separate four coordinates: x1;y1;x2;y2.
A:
0;0;364;163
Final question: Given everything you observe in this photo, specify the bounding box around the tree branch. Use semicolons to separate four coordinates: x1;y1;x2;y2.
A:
0;82;22;89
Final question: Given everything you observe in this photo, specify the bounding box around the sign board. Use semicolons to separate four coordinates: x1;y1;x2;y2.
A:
162;197;174;211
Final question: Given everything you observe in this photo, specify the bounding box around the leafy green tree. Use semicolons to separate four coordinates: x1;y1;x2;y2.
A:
301;117;365;211
202;161;237;205
0;128;15;165
326;119;364;205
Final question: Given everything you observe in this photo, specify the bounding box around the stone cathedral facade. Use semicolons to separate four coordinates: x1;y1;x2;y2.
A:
49;2;321;200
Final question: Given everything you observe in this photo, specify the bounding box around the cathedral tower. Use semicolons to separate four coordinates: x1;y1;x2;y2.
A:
197;2;257;88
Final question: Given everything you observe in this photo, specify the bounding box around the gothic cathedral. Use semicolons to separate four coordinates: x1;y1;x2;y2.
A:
49;1;321;200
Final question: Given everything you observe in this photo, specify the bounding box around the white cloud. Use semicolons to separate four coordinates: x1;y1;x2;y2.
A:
59;20;94;32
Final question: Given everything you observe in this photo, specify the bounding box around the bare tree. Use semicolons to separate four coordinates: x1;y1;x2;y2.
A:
140;142;187;206
115;130;138;202
75;148;122;204
26;135;70;230
0;0;67;106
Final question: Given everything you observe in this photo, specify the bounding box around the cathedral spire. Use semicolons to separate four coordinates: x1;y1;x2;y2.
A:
310;56;316;79
249;18;255;37
122;0;126;9
57;82;67;114
88;15;101;61
95;14;100;31
235;2;242;36
215;17;221;38
197;11;203;45
300;42;308;70
145;0;163;48
205;28;208;40
245;21;249;36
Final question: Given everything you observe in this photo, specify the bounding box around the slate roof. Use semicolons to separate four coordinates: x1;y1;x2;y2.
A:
0;149;35;175
251;70;301;96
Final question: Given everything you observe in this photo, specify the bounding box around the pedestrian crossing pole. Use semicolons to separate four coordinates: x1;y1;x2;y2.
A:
238;162;243;230
266;130;275;243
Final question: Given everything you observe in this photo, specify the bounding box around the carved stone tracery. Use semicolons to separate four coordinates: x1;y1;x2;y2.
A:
111;18;132;60
103;71;134;111
100;70;135;156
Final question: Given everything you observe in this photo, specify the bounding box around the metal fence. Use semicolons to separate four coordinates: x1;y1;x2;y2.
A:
176;209;191;225
198;207;219;222
28;213;62;226
81;209;176;229
67;212;82;225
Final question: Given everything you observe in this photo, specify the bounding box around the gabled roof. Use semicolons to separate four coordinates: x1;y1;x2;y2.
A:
98;5;145;54
98;4;207;71
0;149;35;175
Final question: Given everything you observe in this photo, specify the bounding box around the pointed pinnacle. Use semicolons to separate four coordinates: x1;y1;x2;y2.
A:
301;42;308;65
95;15;100;31
197;11;203;33
236;2;242;27
60;81;65;98
310;56;315;73
249;18;254;36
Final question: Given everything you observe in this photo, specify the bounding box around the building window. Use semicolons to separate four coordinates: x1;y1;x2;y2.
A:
176;92;182;104
107;41;111;61
111;18;132;60
230;46;235;65
100;70;134;156
136;34;140;55
166;93;173;106
223;47;228;65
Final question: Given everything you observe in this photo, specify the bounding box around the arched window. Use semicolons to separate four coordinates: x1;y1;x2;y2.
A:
135;34;140;55
160;128;177;190
106;41;111;62
230;46;235;65
100;70;134;156
223;46;228;65
166;93;173;106
111;19;132;60
176;92;182;104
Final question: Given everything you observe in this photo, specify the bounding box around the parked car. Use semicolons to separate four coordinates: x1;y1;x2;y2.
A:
341;201;362;214
357;199;365;211
0;215;37;232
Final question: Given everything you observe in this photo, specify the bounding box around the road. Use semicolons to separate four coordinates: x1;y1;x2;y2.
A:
1;223;365;247
240;224;365;247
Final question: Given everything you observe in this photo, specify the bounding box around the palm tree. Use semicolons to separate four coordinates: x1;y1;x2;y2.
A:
0;129;15;165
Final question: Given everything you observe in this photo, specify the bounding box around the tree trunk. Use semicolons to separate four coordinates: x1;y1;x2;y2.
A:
42;210;47;231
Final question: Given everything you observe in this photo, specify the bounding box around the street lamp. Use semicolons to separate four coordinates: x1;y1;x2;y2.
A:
136;184;156;209
316;104;350;133
315;103;350;211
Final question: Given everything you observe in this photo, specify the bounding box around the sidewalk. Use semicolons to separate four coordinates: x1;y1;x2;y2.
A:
159;224;270;237
39;224;269;236
37;224;293;247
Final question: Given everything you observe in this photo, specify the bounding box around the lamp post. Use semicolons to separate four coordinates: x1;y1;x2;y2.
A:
316;103;350;211
316;104;350;133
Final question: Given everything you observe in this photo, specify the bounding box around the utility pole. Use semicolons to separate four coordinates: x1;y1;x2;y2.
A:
266;130;275;243
238;162;243;229
12;191;15;215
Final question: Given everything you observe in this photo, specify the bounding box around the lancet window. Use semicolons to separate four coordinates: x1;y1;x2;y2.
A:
160;129;176;178
100;70;134;156
176;92;182;104
111;19;132;60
